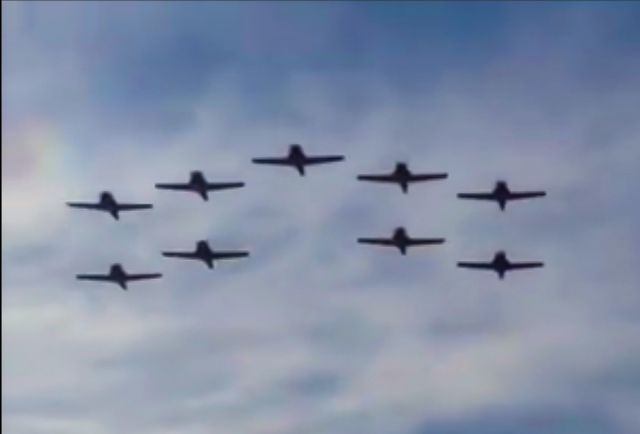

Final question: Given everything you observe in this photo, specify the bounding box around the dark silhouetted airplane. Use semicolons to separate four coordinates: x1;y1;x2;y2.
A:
66;192;153;220
457;251;544;279
358;162;448;193
162;240;249;269
358;227;445;255
155;171;244;201
457;181;546;211
252;144;345;176
76;263;162;290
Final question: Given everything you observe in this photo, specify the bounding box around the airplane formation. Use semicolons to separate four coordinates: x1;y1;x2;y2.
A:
68;144;545;289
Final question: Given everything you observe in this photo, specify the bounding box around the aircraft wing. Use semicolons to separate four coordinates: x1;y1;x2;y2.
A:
507;261;544;270
304;155;345;165
125;273;162;281
117;203;153;211
507;191;546;201
67;202;104;210
206;182;245;191
212;251;250;260
155;183;193;191
457;192;496;201
409;173;448;182
358;238;396;247
407;238;446;246
457;262;495;270
162;252;199;260
76;274;113;282
252;157;292;166
357;174;396;183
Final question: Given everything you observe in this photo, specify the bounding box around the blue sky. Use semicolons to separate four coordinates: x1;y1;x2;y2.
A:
3;2;640;434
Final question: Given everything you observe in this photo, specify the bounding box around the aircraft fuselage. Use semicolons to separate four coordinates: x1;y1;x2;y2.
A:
493;182;510;210
393;164;411;193
392;228;410;254
109;264;129;289
195;241;215;268
491;252;510;279
189;172;209;200
99;192;121;219
288;146;307;175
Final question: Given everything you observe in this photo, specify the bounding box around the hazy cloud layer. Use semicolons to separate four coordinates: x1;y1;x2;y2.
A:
3;3;640;434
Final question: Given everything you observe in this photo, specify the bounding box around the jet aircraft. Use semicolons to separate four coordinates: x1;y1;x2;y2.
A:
76;263;162;290
457;251;544;279
162;240;249;269
66;192;152;220
457;181;546;211
252;144;345;176
358;162;448;193
155;171;244;201
358;227;445;255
